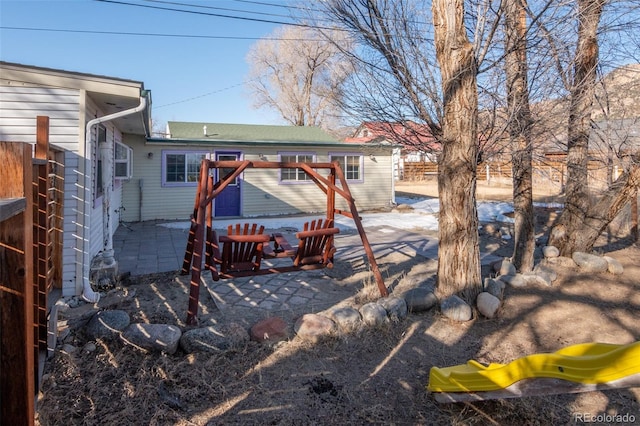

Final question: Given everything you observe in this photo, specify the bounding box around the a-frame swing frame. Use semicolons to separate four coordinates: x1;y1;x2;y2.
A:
182;159;388;325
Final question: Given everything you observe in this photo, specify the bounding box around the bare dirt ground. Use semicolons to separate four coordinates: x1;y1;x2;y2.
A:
36;183;640;425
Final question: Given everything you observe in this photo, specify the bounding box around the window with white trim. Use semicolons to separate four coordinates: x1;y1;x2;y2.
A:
279;153;315;182
330;153;363;181
114;141;133;180
163;151;207;186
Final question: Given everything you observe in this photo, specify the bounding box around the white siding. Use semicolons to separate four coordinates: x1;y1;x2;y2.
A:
84;98;124;259
0;85;85;296
62;151;81;296
0;86;80;151
122;141;394;221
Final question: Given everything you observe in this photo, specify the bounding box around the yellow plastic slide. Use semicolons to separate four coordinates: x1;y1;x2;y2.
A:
428;341;640;393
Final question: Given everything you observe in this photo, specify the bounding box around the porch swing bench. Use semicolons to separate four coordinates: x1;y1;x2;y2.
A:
182;159;387;325
206;219;340;280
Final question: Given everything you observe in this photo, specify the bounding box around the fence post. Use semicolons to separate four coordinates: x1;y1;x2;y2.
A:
0;142;35;426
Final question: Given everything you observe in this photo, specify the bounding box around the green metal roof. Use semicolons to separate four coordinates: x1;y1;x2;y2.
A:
167;121;340;143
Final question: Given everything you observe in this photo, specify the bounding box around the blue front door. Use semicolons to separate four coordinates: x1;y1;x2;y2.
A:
214;152;241;217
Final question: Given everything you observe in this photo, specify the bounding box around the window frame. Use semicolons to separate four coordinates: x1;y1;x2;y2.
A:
162;150;208;187
114;141;133;180
93;124;107;202
329;152;364;183
278;152;316;184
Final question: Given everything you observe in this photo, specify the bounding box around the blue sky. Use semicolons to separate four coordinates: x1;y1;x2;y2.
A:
0;0;293;130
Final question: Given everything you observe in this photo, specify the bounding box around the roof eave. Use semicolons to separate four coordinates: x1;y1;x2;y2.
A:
145;137;396;149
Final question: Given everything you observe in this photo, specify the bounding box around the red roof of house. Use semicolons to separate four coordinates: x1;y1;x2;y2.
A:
345;121;439;151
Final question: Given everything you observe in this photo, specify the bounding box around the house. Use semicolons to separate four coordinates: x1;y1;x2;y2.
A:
0;61;151;301
345;121;439;180
119;121;396;222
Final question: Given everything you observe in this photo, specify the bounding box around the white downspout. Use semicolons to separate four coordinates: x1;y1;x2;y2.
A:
82;95;147;303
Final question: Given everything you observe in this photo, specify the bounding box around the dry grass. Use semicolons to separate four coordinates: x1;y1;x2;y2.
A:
36;184;640;425
37;242;640;425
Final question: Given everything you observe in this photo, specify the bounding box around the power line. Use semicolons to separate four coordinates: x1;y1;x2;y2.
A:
0;26;321;41
141;0;293;20
231;0;324;14
155;81;249;109
94;0;341;31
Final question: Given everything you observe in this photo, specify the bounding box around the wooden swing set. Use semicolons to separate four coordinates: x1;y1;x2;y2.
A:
181;159;388;325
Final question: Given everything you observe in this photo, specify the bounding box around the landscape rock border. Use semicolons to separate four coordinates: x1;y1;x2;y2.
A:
53;245;624;355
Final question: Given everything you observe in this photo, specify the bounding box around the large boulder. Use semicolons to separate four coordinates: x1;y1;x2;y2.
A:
492;259;516;277
359;303;388;326
250;317;290;344
440;295;472;322
294;314;336;342
483;278;506;300
181;323;249;353
476;292;501;319
326;306;362;331
403;288;438;312
377;297;408;320
603;256;624;275
542;246;560;258
572;252;609;273
534;261;558;283
122;323;182;354
86;310;130;340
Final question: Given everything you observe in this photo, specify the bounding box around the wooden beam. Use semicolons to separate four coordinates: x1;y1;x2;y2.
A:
0;198;26;222
334;165;388;297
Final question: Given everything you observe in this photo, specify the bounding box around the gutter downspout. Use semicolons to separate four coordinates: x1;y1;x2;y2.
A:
81;95;147;303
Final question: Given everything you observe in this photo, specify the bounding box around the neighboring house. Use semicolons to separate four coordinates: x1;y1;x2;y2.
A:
0;61;151;300
345;121;439;180
120;122;395;222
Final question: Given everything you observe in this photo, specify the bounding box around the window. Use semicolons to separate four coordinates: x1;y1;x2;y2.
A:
114;141;133;180
279;153;315;182
163;151;207;186
94;125;107;200
330;153;363;181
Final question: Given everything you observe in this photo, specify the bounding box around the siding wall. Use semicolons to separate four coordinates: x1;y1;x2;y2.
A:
0;84;131;296
85;98;125;263
0;86;81;151
0;85;83;296
121;139;394;221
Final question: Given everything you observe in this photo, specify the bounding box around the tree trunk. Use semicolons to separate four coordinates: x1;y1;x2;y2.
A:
432;0;481;302
550;163;640;252
549;0;605;256
505;0;535;272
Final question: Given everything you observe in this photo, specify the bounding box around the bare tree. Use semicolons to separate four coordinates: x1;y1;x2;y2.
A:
431;0;482;299
246;26;352;129
312;0;503;301
504;0;535;272
548;0;640;255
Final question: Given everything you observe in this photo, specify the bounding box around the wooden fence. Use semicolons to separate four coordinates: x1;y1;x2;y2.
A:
402;160;619;187
1;117;63;425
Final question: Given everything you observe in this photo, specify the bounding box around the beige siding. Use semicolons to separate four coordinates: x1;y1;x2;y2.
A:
120;136;213;221
123;141;394;221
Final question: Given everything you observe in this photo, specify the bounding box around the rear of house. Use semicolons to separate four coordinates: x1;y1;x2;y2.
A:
120;122;396;222
0;61;150;298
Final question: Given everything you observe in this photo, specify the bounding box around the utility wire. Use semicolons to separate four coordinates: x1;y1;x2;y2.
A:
141;0;293;20
155;81;249;109
94;0;342;31
0;26;322;41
